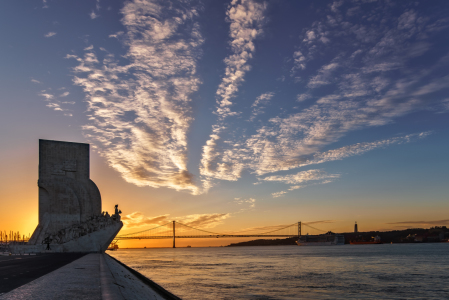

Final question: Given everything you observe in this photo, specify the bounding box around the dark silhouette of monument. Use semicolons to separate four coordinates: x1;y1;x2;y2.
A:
12;140;122;253
354;222;358;233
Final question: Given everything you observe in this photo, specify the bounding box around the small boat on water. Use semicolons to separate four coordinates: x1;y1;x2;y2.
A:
296;231;345;246
107;241;119;251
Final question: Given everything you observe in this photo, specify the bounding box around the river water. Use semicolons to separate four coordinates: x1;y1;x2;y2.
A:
109;244;449;299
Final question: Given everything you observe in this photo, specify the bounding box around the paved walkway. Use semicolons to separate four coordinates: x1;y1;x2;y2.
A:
0;254;170;300
0;253;86;295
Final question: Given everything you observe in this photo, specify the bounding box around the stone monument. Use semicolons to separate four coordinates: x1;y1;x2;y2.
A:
11;139;123;253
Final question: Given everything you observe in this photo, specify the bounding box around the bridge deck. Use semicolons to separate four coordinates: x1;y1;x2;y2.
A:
116;235;298;240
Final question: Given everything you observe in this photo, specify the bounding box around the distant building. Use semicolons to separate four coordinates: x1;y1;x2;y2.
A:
354;222;358;233
414;235;424;242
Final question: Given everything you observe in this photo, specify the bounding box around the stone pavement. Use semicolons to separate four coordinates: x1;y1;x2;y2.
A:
0;254;171;300
0;253;87;295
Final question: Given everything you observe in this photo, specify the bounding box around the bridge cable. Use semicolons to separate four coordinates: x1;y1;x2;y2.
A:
118;221;173;237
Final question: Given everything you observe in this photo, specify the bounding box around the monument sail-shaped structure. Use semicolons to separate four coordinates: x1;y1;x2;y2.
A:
12;139;122;253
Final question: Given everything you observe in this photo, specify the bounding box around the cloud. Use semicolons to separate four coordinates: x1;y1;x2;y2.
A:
195;0;447;191
44;32;56;38
196;127;430;189
307;62;339;88
122;212;170;229
39;91;54;101
90;11;98;19
243;89;432;173
121;211;231;230
252;92;274;108
39;89;74;114
397;10;417;30
234;197;256;209
303;220;335;226
55;0;449;198
265;170;339;197
249;92;274;121
45;102;63;111
440;99;449;113
386;219;449;228
31;79;41;84
200;0;267;188
271;191;287;198
176;213;231;229
214;0;267;118
227;223;296;234
262;169;340;185
59;92;70;97
291;50;307;74
68;0;204;194
412;75;449;96
296;93;311;102
297;132;432;169
226;220;333;235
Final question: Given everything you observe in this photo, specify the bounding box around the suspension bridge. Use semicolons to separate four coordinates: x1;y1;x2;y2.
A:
115;221;328;248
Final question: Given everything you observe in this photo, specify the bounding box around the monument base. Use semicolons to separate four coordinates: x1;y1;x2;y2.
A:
10;222;123;254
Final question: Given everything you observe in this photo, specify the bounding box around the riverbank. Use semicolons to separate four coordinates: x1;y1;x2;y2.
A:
0;253;180;300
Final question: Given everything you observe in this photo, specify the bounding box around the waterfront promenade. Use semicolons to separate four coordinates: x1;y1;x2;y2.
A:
0;253;178;300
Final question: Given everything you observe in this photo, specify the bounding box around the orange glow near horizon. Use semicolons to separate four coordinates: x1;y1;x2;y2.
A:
1;148;449;248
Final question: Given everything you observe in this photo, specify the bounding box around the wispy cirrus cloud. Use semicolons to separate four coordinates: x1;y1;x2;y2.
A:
200;0;267;189
68;0;203;194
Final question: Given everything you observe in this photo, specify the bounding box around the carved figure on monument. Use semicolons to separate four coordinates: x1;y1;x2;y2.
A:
113;204;122;221
115;204;122;215
11;140;123;254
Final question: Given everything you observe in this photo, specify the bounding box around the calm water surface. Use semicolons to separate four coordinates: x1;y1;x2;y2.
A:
109;244;449;299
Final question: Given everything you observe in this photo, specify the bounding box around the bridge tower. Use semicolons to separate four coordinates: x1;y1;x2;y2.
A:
298;221;301;237
173;220;176;248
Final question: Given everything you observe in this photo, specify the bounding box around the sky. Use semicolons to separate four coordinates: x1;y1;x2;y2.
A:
1;0;449;247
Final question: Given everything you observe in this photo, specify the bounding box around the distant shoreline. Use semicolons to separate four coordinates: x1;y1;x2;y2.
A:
227;226;449;247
